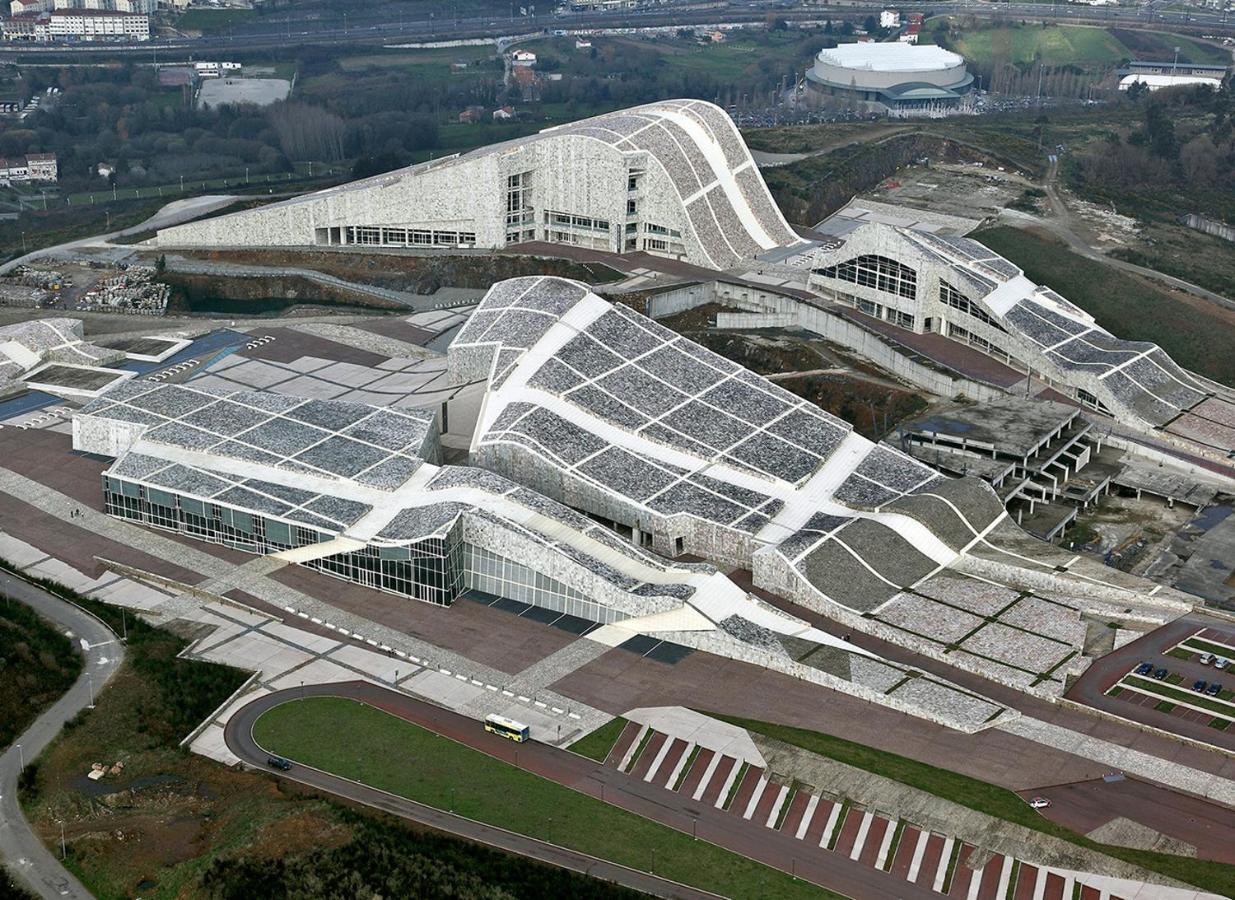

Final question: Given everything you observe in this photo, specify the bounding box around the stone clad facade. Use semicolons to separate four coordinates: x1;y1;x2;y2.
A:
155;99;802;271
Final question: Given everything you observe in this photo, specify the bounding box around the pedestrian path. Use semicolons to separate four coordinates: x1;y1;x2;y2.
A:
603;721;1147;900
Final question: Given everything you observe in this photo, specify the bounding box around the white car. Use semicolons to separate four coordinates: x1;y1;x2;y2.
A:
1200;652;1216;665
1217;657;1231;670
1028;797;1051;809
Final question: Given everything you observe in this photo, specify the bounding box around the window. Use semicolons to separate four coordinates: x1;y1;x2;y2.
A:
940;281;1006;332
645;238;668;252
889;309;915;330
506;171;532;227
627;199;637;216
856;298;882;318
814;255;917;300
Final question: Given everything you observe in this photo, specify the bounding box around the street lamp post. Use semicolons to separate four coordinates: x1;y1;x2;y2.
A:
16;743;23;771
87;673;94;709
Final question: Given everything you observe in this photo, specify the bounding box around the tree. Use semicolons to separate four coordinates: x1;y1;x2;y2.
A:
1144;101;1177;159
1179;135;1219;183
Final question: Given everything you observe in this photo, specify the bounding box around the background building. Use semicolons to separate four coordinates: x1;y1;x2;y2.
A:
155;100;803;272
805;42;973;116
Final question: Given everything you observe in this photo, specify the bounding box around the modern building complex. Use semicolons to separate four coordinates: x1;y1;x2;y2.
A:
0;318;127;396
65;277;1191;722
798;217;1235;454
154;100;804;271
152;99;1235;469
804;42;973;115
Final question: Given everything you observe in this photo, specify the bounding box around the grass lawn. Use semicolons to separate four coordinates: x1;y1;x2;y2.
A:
1182;637;1235;658
948;23;1126;68
710;712;1235;897
253;697;838;900
338;47;497;83
176;7;256;32
1122;676;1235;718
974;226;1235;387
567;716;627;762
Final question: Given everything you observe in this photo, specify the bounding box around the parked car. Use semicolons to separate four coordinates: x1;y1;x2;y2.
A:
1134;661;1154;676
1207;683;1223;697
1028;797;1051;809
1193;680;1208;692
1153;668;1169;680
1200;652;1216;665
1217;657;1230;670
266;755;293;771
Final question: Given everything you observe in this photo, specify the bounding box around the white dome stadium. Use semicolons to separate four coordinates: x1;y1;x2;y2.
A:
806;42;973;112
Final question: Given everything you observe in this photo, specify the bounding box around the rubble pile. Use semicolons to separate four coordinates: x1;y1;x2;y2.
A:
78;265;169;316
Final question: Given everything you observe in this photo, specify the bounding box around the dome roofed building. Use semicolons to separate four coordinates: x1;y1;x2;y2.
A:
805;42;973;117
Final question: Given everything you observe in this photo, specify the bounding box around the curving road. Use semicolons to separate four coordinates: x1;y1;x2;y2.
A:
226;682;941;900
0;569;125;900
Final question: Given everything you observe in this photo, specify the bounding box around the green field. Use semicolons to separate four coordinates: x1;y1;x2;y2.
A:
253;697;839;900
974;227;1235;387
568;716;627;762
337;47;498;83
939;22;1228;69
1121;676;1235;717
176;7;256;33
950;23;1126;68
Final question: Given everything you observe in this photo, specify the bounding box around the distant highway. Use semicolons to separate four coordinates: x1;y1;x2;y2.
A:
0;0;1231;59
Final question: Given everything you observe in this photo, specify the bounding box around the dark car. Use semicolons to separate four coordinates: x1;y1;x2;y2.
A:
1134;662;1153;676
1207;683;1223;697
1193;680;1208;693
1152;668;1168;680
266;755;293;771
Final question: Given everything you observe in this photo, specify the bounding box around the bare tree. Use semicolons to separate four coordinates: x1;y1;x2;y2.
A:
269;102;346;162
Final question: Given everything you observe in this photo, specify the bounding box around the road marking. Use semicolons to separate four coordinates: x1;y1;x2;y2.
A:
765;784;789;829
713;758;741;809
643;736;674;783
692;752;722;801
995;855;1013;899
742;776;768;820
794;793;819;840
849;810;873;860
934;836;955;891
874;818;897;869
818;801;842;848
906;830;930;882
664;740;695;791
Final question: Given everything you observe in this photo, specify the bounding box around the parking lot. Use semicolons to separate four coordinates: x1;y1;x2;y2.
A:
1066;617;1235;753
1100;625;1235;743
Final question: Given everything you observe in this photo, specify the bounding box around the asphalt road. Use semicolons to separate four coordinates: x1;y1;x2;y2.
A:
1018;775;1235;864
0;569;125;900
1;2;1231;57
226;681;941;900
1066;616;1235;755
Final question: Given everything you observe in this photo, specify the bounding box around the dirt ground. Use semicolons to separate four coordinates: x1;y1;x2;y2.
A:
866;163;1029;223
1069;491;1195;576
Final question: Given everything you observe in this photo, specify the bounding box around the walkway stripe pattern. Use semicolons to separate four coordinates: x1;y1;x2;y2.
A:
607;723;1132;900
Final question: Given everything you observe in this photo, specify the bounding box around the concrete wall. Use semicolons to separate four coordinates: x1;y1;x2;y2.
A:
647;279;1007;401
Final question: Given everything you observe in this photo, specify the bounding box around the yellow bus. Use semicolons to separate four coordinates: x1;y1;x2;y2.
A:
484;713;530;742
